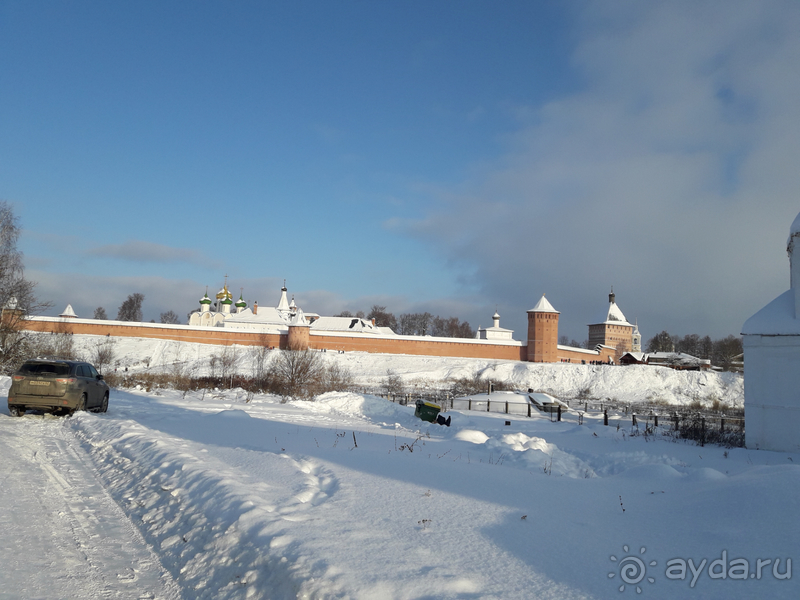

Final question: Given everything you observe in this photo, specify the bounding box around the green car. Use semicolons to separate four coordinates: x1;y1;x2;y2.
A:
8;359;110;416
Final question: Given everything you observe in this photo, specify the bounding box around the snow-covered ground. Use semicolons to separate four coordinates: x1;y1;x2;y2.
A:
2;335;797;599
73;335;744;407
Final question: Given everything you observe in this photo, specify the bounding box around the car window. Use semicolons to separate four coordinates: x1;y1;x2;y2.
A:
88;365;99;378
20;362;70;376
77;365;89;377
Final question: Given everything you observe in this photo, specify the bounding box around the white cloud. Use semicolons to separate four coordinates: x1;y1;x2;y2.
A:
86;240;218;268
396;0;800;342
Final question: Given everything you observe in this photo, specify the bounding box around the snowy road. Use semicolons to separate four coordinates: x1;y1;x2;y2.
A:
0;415;179;600
1;364;796;599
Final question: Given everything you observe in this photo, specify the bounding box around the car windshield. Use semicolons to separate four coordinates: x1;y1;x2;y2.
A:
19;362;71;376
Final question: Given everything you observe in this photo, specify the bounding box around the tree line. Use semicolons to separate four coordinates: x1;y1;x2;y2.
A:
92;294;180;324
645;331;743;370
335;305;475;338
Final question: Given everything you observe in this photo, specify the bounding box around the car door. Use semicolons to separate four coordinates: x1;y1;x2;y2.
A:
87;364;105;407
78;364;98;408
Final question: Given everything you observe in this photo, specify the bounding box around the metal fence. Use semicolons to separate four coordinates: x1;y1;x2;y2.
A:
365;388;746;447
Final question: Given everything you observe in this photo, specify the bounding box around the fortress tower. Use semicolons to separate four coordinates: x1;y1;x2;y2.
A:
526;295;559;362
588;289;634;351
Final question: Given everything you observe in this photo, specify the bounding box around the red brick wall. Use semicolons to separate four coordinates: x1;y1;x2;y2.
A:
556;346;615;364
21;318;526;361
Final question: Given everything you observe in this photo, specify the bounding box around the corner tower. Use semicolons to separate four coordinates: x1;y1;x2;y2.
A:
527;295;559;362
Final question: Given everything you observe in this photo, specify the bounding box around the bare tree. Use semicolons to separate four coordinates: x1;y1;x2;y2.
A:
646;331;675;353
614;339;630;363
93;307;108;320
367;305;397;330
713;335;743;371
117;293;144;322
160;310;180;324
0;202;52;373
273;349;322;400
397;312;433;336
29;320;78;360
383;369;404;397
249;334;274;391
90;337;117;375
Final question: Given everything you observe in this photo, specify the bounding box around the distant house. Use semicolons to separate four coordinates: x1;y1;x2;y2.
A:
619;351;648;366
647;352;711;371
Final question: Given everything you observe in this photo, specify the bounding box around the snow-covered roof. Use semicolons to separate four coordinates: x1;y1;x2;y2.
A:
648;352;711;366
290;309;309;327
590;301;632;327
742;288;800;335
528;295;559;313
59;304;77;318
311;316;384;334
223;306;290;326
277;287;290;312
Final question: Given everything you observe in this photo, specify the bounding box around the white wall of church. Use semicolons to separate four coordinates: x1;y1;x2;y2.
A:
743;334;800;452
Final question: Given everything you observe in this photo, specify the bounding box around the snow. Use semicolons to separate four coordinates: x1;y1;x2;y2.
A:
2;335;797;599
529;295;558;313
742;289;800;335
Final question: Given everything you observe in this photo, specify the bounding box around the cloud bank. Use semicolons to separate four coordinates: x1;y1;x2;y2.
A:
396;0;800;342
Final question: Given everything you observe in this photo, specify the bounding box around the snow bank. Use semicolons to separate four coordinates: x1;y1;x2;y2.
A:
59;333;744;407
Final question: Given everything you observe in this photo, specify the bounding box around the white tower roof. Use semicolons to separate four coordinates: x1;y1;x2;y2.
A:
528;295;559;313
59;304;77;318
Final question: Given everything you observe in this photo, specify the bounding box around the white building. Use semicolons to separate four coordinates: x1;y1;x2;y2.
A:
476;311;514;341
741;210;800;452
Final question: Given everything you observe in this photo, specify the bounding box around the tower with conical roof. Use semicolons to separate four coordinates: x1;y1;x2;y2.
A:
277;280;290;314
588;288;634;351
526;294;560;362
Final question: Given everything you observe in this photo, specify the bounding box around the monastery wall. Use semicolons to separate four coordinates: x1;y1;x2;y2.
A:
22;317;284;349
21;317;526;362
556;345;615;364
308;330;526;360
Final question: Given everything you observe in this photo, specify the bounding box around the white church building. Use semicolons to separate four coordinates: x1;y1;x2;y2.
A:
742;210;800;452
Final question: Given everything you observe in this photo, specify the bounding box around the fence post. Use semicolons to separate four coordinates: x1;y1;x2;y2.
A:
468;399;472;411
720;418;725;434
528;404;531;418
487;400;491;412
585;401;588;412
674;415;679;432
505;401;509;414
604;409;608;426
701;417;706;447
654;414;658;427
632;414;637;427
557;405;562;422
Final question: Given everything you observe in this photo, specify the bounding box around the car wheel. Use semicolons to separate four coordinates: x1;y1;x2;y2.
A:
100;393;109;413
9;407;24;417
72;394;87;415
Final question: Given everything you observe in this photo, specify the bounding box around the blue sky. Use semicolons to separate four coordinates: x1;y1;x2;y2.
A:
3;1;800;344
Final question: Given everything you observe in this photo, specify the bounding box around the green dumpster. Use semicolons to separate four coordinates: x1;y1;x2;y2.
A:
414;399;441;423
